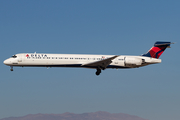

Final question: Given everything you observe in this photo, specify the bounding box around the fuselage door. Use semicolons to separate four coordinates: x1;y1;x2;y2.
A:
17;54;23;63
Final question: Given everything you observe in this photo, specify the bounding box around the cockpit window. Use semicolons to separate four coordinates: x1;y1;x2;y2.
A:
11;55;17;58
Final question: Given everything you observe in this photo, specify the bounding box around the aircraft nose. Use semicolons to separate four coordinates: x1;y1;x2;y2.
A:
3;59;11;65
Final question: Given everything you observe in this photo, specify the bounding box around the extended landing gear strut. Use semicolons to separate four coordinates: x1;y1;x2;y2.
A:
10;66;13;71
95;66;106;76
96;68;101;76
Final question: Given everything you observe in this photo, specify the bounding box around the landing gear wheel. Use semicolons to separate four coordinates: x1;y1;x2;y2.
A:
95;69;101;76
10;66;13;71
96;71;100;75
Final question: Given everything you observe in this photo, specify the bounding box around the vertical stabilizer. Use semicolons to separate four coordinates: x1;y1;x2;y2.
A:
142;41;172;59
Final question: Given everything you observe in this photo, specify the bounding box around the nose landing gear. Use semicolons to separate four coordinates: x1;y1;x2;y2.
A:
10;66;13;71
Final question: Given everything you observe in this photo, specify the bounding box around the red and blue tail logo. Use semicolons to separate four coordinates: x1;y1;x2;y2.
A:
142;41;172;59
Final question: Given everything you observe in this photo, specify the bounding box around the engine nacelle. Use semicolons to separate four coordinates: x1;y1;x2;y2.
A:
125;57;144;67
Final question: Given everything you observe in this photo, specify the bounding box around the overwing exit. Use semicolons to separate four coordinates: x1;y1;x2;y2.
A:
3;41;173;75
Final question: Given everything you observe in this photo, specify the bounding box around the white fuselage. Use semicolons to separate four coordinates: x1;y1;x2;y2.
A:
3;53;161;69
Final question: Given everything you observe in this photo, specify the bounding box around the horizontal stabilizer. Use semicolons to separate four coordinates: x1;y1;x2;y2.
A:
154;42;174;48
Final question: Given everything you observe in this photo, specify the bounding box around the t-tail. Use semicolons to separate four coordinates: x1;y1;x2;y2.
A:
142;41;173;59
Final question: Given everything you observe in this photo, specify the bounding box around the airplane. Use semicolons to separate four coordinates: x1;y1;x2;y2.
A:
3;41;173;75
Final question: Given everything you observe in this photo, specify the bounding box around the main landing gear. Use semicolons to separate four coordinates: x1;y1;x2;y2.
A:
10;66;13;71
96;68;101;76
95;66;106;76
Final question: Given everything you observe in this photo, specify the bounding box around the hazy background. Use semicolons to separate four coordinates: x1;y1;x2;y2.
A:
0;0;179;120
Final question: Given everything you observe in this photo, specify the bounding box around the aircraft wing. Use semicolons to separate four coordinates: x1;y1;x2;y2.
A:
81;55;119;69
